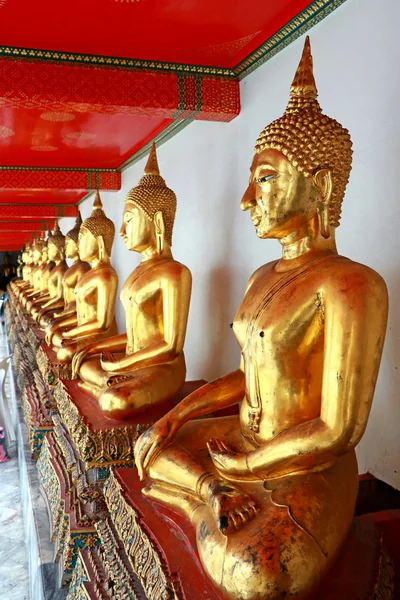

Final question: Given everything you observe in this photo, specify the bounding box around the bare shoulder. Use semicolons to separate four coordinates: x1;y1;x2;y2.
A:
246;260;278;291
324;255;388;305
155;258;192;282
92;264;118;284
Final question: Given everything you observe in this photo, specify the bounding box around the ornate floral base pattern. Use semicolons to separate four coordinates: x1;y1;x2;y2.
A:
55;380;150;469
37;343;73;388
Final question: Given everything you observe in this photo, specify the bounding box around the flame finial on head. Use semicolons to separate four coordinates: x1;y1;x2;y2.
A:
93;189;103;211
290;36;317;100
48;220;66;252
144;142;160;176
66;211;83;244
81;190;115;256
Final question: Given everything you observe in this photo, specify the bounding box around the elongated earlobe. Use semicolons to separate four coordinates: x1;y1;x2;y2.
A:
313;168;333;239
154;211;165;255
98;235;107;261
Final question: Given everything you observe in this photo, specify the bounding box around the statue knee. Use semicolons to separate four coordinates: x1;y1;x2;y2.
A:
99;387;138;420
57;344;76;362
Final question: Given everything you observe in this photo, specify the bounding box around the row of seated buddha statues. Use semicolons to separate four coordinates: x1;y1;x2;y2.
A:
14;141;192;419
10;37;389;599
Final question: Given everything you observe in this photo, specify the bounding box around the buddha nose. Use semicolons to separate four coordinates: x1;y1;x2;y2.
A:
119;223;126;237
240;184;256;212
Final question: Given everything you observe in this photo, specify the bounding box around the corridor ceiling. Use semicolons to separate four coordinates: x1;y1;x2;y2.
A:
0;0;345;251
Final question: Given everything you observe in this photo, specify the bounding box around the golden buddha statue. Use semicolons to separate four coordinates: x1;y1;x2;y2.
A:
26;234;56;314
33;222;68;325
44;214;91;341
16;253;23;280
12;245;30;291
16;243;36;299
21;237;48;308
70;143;192;420
134;38;388;600
49;191;118;362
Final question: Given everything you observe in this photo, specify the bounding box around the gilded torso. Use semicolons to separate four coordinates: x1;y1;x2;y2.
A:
122;258;180;357
62;261;91;306
233;254;350;447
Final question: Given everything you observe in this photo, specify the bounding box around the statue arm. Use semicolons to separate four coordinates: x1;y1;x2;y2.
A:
242;268;388;480
45;314;77;345
100;267;192;373
41;275;64;310
71;333;128;378
53;304;75;318
40;297;64;311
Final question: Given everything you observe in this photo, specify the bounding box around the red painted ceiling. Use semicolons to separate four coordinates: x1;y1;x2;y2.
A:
0;108;172;168
0;0;317;250
0;190;86;205
1;0;311;68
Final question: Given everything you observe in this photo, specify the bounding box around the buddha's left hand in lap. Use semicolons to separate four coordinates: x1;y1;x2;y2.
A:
207;438;251;480
100;350;118;372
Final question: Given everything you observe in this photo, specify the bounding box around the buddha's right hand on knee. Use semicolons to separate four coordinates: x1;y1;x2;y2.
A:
45;325;56;345
134;415;181;480
72;344;98;378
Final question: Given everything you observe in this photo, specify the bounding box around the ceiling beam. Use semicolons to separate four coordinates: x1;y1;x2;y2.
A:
0;220;56;231
0;168;121;191
0;58;240;122
0;205;78;219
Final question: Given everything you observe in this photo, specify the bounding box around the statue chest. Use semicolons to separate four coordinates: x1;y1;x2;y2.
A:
123;278;163;352
75;282;98;322
234;270;325;441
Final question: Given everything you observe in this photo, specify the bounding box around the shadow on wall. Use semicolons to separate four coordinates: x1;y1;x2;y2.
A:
200;265;240;381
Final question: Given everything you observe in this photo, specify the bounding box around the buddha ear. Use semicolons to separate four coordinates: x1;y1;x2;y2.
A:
313;168;333;239
97;235;107;261
153;211;165;255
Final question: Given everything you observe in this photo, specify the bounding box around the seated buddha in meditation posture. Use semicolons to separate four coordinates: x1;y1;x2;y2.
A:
11;244;31;292
32;222;68;324
17;241;40;302
48;192;118;362
22;238;54;310
26;235;56;314
134;38;388;600
71;144;192;420
42;214;91;332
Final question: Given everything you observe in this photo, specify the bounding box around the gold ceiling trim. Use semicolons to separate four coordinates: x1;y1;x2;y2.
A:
0;0;348;80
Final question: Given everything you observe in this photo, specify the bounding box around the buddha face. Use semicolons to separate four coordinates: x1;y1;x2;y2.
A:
47;241;59;261
65;237;78;260
120;203;154;252
78;226;98;263
241;148;320;239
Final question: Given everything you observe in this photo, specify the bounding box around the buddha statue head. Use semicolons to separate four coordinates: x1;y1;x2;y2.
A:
33;236;46;264
121;143;177;255
79;191;115;263
47;221;66;262
241;36;353;241
65;212;82;260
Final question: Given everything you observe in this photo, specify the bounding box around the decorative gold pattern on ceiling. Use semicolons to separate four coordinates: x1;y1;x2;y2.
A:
65;132;97;141
31;145;58;152
0;126;14;138
40;112;76;122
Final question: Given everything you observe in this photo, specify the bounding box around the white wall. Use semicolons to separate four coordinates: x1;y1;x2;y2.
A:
60;0;400;489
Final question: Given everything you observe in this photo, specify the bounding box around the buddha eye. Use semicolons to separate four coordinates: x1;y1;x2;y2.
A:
257;174;276;184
